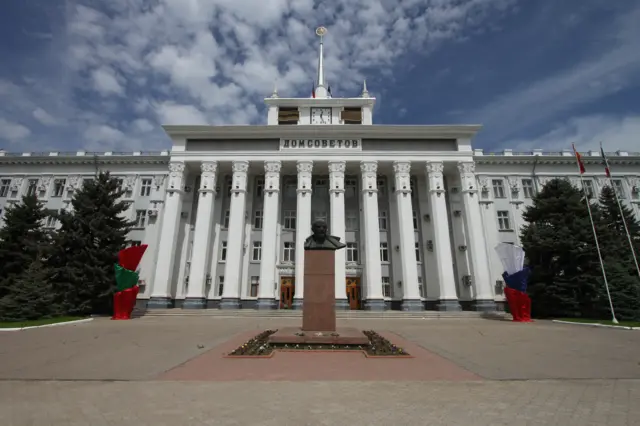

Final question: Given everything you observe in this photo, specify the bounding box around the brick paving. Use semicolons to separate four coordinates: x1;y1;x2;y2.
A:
1;316;639;425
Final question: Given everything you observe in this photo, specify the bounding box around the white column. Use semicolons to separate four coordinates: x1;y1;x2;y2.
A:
329;160;348;309
293;160;313;308
426;161;461;311
360;161;385;310
458;161;496;311
184;161;218;309
393;161;422;311
257;160;281;309
220;160;249;309
149;161;185;309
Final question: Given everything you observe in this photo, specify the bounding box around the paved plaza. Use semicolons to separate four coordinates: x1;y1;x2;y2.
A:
1;317;640;425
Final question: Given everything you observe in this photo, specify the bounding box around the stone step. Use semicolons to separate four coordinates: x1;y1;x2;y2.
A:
134;309;507;320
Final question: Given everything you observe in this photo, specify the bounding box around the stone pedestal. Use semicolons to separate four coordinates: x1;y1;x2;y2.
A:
302;250;336;332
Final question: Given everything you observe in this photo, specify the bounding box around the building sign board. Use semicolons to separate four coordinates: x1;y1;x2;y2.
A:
280;139;362;151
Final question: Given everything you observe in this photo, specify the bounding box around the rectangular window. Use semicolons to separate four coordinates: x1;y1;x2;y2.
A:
380;242;389;262
140;178;152;196
0;179;10;197
284;178;296;198
45;210;57;228
412;210;418;230
341;107;362;124
135;210;147;228
220;241;227;261
377;177;386;196
418;276;424;298
345;178;357;198
492;179;505;198
612;180;625;199
53;179;66;197
283;242;295;262
250;276;259;297
346;242;359;263
253;210;263;229
255;178;264;198
252;241;262;261
278;107;299;125
521;179;534;198
223;210;230;228
127;240;142;247
415;242;421;262
583;180;595;198
284;210;296;229
26;179;38;196
410;179;416;197
218;276;224;296
381;277;391;298
497;210;511;231
346;211;358;231
378;211;388;230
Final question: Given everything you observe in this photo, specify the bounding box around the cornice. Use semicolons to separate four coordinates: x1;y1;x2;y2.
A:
162;124;483;140
0;155;169;166
263;97;376;108
475;155;640;166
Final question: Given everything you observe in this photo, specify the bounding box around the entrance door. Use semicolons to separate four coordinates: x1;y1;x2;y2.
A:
280;278;294;309
346;278;361;310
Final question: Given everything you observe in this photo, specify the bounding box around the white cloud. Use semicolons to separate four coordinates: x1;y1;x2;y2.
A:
91;67;124;96
32;108;57;126
0;118;31;142
506;114;640;154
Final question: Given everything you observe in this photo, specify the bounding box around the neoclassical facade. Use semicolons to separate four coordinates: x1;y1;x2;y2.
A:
1;33;639;312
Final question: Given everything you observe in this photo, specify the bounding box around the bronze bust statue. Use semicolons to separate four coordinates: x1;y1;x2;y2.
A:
304;220;346;250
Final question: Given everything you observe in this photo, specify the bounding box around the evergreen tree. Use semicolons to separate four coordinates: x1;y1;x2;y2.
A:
0;194;50;300
598;184;640;255
520;178;608;318
47;172;135;316
0;256;57;321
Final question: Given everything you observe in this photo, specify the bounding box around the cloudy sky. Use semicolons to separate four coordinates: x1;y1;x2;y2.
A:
1;0;639;154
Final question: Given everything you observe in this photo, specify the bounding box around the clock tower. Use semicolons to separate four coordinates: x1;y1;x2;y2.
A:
265;27;376;126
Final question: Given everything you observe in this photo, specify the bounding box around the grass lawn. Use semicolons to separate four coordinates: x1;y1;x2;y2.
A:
0;316;86;329
557;318;640;328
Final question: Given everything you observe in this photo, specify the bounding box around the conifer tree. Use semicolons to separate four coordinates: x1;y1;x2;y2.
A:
520;178;608;318
0;256;57;321
47;172;135;315
0;194;50;301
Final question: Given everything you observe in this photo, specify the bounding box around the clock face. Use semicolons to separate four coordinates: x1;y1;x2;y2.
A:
311;107;332;124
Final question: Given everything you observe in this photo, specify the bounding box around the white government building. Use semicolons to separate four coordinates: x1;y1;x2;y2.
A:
1;30;640;312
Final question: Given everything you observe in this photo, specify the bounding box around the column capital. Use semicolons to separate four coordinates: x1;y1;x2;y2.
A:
360;160;378;173
329;161;346;194
297;160;312;194
426;161;445;195
392;160;411;174
360;161;378;195
296;160;313;173
328;160;346;174
393;161;411;194
167;161;186;193
199;161;218;193
264;160;281;194
457;161;477;194
232;160;250;174
231;161;249;195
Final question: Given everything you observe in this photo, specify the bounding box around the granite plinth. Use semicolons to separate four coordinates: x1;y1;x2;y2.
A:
302;250;336;332
268;327;369;346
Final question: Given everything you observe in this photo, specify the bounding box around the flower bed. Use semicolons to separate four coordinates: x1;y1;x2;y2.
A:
226;329;410;357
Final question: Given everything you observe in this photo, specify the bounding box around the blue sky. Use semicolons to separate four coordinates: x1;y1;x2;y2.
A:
1;0;639;154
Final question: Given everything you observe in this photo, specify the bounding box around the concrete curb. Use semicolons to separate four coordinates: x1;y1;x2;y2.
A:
552;319;640;330
0;318;93;332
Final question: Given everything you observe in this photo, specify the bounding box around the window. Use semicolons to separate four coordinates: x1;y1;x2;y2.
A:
314;179;328;198
135;210;147;228
252;241;262;261
418;276;424;298
140;178;152;196
45;210;57;228
223;210;230;228
341;107;362;124
314;211;327;223
283;242;295;262
377;177;386;196
253;210;263;229
115;178;124;191
52;179;65;197
220;241;227;261
412;211;418;230
415;242;421;262
226;177;232;197
284;178;296;198
26;179;38;196
127;240;142;248
0;179;10;197
612;180;625;199
378;211;388;230
492;179;505;198
583;180;595;198
381;277;391;298
410;178;416;197
380;242;389;262
522;179;534;198
250;276;260;297
218;276;224;296
346;211;358;230
346;242;359;262
497;211;511;231
284;210;296;229
255;178;264;198
345;178;357;198
278;107;299;125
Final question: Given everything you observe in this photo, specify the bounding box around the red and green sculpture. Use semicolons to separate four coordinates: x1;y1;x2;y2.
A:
112;244;148;320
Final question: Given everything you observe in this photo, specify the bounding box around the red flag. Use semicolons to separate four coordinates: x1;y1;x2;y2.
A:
600;144;611;177
572;144;586;174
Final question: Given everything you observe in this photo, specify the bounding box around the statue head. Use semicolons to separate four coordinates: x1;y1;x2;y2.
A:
311;220;328;241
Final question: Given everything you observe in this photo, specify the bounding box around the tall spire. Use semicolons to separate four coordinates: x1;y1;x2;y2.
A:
315;26;328;98
361;79;369;98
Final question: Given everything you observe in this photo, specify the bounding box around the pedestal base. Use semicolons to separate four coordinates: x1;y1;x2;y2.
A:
437;299;462;311
302;250;336;332
364;299;386;311
292;299;304;310
147;297;173;309
472;299;498;311
219;298;241;309
335;299;350;310
401;299;424;311
268;327;369;346
182;297;206;309
256;298;276;310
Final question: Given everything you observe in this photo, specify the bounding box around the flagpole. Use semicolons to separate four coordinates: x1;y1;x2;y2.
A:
573;144;618;324
601;142;640;282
